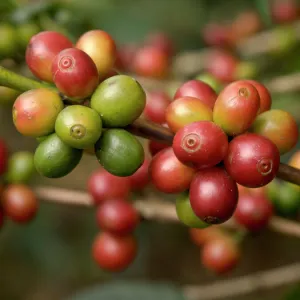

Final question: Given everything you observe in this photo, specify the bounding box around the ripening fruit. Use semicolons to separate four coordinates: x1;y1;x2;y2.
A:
0;23;19;59
176;191;210;228
0;138;8;176
213;80;260;136
189;227;225;247
234;193;273;232
149;147;196;193
172;121;228;169
201;236;240;274
289;150;300;169
1;184;38;223
148;140;169;156
166;96;213;133
224;133;280;188
91;75;146;127
195;73;222;93
96;198;140;235
12;88;64;137
145;32;174;57
92;231;137;271
0;86;21;106
173;80;218;109
114;43;137;71
189;168;238;224
26;31;73;82
250;109;298;155
51;48;99;101
127;159;150;191
88;169;131;205
55;105;102;149
202;23;231;47
76;30;116;77
271;0;299;24
144;91;171;124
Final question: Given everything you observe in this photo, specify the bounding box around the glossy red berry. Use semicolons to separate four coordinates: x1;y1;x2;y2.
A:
149;147;196;194
173;121;228;169
234;193;273;232
189;227;225;247
26;31;73;82
271;0;299;24
173;80;218;109
213;80;260;136
92;231;137;271
1;184;38;223
87;169;131;205
96;198;140;235
189;168;238;224
224;133;280;188
128;159;150;191
52;48;99;101
0;138;8;175
148;140;169;156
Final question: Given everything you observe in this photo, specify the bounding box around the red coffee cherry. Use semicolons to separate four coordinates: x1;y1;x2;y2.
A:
172;121;228;169
224;133;280;188
145;31;174;57
202;23;231;47
92;231;137;271
128;159;150;191
148;140;169;157
271;0;299;24
0;138;8;175
234;193;273;232
52;48;99;101
189;226;225;247
189;167;238;224
87;169;131;205
26;31;73;82
173;79;218;109
114;43;137;71
96;198;140;235
201;235;240;274
213;80;260;136
149;147;196;193
1;184;38;223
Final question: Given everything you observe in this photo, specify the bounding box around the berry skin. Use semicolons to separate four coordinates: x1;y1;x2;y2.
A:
166;96;213;133
189;168;238;224
195;73;222;93
76;30;116;77
144;91;171;124
13;88;64;137
127;159;150;191
91;75;146;127
96;198;140;235
145;32;174;57
92;231;137;272
52;48;99;101
213;80;260;136
2;184;38;223
174;80;218;109
202;23;231;47
201;236;240;274
148;140;169;156
234;193;273;232
189;227;225;247
87;169;131;205
0;138;8;176
271;0;299;24
149;147;196;194
250;109;298;155
26;31;73;82
176;191;210;228
224;133;280;188
55;105;102;149
172;121;228;169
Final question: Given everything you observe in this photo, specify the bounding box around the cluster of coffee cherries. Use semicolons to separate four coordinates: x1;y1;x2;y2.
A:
0;138;38;228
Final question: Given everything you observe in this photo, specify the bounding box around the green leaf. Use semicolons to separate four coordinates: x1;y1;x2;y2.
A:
67;281;186;300
254;0;272;27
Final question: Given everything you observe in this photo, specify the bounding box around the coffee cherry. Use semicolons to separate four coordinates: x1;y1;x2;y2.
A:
144;91;171;124
26;31;73;82
91;75;146;127
55;105;102;149
114;43;137;71
271;0;299;24
149;147;196;193
92;231;137;271
96;198;140;235
5;151;35;184
145;32;174;57
213;80;260;136
0;86;21;106
133;46;169;78
88;169;131;205
12;88;64;137
76;30;116;77
2;184;38;223
289;150;300;168
189;168;238;224
195;73;222;93
176;191;210;228
0;138;8;176
0;23;19;59
201;236;240;274
245;80;272;114
127;159;150;191
224;133;280;188
189;227;225;247
250;109;298;155
34;133;83;178
166;96;213;133
148;140;169;156
95;129;144;177
202;23;231;47
174;80;218;110
172;121;228;169
234;193;273;232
